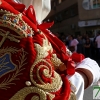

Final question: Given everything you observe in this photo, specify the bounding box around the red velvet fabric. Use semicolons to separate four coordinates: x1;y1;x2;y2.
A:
0;0;85;100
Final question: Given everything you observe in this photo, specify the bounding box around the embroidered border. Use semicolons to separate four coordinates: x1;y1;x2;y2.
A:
0;9;34;38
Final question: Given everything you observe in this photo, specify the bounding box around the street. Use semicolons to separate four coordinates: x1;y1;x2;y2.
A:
84;86;93;100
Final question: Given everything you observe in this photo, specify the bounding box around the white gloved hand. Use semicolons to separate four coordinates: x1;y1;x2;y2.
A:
76;58;100;86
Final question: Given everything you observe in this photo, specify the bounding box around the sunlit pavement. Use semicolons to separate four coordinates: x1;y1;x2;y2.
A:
84;86;93;100
83;59;100;100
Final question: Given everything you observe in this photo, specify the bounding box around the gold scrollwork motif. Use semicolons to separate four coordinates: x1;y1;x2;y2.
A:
0;48;27;90
51;54;63;67
30;37;63;93
30;59;62;92
10;87;47;100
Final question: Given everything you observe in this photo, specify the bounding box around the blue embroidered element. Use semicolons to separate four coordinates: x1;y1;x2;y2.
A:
13;19;17;23
0;54;16;76
22;25;26;30
3;15;7;20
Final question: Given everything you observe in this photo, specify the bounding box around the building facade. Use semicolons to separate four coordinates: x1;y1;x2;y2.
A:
44;0;100;37
78;0;100;36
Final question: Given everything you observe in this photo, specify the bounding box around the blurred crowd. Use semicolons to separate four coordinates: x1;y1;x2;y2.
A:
54;31;100;60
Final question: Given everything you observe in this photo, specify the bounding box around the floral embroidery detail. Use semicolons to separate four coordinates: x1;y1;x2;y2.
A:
0;48;27;90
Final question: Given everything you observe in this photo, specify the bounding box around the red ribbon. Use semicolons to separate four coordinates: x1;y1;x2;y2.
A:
66;52;85;75
71;52;85;62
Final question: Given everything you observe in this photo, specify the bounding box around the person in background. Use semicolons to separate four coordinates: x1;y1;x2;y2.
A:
68;35;79;53
84;38;91;57
0;1;100;100
95;31;100;60
77;35;84;54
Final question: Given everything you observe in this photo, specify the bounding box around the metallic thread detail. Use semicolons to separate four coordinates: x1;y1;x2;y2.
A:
69;80;76;92
68;91;76;100
0;47;19;56
10;87;47;100
51;54;63;67
0;9;34;37
34;38;53;59
30;58;62;92
0;48;27;90
30;36;63;93
68;81;77;100
0;29;20;47
46;92;55;100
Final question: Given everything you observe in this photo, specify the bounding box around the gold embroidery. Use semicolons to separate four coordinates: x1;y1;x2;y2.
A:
46;92;55;100
0;47;19;56
68;81;76;100
0;29;20;47
69;91;76;100
0;9;34;37
34;37;53;59
10;87;47;100
51;54;63;68
0;48;27;90
30;59;62;92
30;36;63;93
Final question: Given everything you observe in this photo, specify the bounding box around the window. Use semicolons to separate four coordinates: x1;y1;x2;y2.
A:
82;0;100;10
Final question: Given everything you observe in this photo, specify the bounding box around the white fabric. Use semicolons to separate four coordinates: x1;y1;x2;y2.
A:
67;72;84;100
68;58;100;100
76;58;100;86
95;35;100;48
20;0;51;23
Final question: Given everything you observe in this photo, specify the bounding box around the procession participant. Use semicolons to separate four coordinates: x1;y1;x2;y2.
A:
0;0;100;100
19;1;100;100
0;0;76;99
